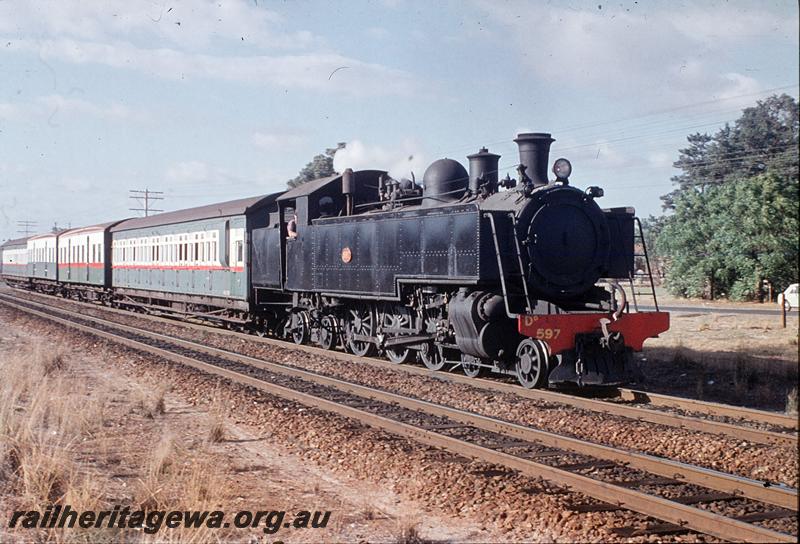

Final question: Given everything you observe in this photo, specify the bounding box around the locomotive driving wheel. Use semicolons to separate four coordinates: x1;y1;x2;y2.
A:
291;311;310;345
382;305;414;364
515;338;549;389
419;315;445;370
316;315;337;350
346;303;377;357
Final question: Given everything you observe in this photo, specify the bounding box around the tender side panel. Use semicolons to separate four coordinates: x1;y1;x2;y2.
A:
285;206;482;297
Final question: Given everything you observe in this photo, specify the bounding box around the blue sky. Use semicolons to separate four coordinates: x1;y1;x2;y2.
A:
1;0;797;241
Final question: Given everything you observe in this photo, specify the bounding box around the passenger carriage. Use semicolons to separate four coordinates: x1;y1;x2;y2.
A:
0;237;30;286
109;194;282;326
25;233;59;294
57;222;121;301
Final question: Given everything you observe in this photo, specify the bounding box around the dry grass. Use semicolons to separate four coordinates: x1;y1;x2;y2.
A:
136;439;228;543
1;338;230;543
0;342;86;509
787;388;798;416
642;314;799;408
394;519;429;544
135;383;170;419
206;393;227;444
136;431;177;510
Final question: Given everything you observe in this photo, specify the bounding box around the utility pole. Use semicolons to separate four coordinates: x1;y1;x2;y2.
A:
129;189;164;217
17;220;38;236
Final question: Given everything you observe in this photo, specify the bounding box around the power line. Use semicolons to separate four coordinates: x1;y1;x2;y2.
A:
129;189;164;217
431;83;799;158
17;220;38;236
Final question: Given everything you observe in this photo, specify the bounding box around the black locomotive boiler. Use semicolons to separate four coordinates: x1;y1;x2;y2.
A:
249;132;669;387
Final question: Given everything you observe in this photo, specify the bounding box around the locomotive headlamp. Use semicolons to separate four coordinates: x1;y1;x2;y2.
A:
553;158;572;182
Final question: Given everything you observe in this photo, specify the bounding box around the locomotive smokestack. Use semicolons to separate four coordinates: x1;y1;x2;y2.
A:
342;168;355;215
514;132;554;187
467;147;500;194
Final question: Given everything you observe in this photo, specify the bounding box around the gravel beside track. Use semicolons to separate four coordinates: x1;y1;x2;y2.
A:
3;288;798;490
1;295;797;542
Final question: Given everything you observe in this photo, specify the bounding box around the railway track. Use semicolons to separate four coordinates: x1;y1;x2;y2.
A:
1;292;797;542
3;287;793;447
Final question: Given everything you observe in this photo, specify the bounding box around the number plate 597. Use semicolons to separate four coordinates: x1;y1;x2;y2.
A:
535;328;560;340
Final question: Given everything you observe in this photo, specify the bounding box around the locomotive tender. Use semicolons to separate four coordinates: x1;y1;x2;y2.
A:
1;131;669;388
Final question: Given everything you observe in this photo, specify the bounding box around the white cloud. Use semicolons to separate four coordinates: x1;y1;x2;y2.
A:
38;94;146;122
162;160;281;202
0;103;24;120
366;27;390;39
252;129;308;150
333;139;428;180
1;1;419;97
474;1;796;105
647;151;673;169
56;177;94;193
0;0;312;51
8;38;418;97
0;94;147;123
165;161;224;185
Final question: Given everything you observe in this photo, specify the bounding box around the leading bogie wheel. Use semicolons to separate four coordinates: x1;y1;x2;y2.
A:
515;338;549;389
461;354;486;378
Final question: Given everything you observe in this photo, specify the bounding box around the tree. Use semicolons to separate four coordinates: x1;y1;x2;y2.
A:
656;94;799;300
658;173;798;300
661;94;798;210
286;143;346;188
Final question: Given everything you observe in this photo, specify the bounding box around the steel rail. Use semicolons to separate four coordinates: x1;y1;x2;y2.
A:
2;295;797;513
2;288;796;438
1;295;795;543
613;388;798;429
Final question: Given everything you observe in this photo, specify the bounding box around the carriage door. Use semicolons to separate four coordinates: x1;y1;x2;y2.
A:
86;236;91;281
222;220;231;296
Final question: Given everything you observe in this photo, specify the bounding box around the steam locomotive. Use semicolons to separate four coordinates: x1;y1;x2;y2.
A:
1;131;669;388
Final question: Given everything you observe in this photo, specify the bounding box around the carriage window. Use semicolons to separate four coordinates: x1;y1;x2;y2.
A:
235;240;243;265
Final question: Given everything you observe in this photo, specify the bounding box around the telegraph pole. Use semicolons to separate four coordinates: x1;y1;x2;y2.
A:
129;189;164;217
17;220;38;236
